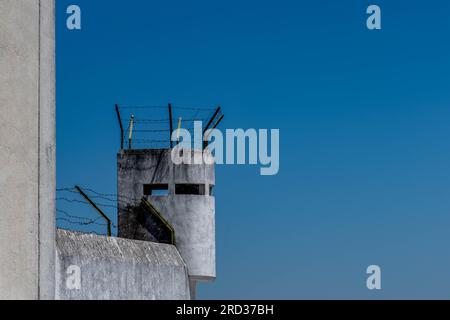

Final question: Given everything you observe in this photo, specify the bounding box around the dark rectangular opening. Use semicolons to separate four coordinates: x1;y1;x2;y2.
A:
175;184;205;195
143;184;169;196
209;185;214;196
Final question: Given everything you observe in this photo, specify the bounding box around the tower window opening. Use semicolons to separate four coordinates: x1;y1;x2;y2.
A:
209;185;215;196
144;184;169;196
175;184;205;195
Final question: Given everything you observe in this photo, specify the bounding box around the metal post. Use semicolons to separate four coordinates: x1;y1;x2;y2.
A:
115;104;124;150
128;115;134;150
203;106;221;135
211;115;224;130
204;115;224;149
74;186;112;237
176;117;182;145
169;103;174;148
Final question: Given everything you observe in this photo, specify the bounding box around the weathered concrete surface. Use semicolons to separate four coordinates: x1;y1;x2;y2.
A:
117;149;216;282
150;195;215;281
56;229;191;300
39;0;56;300
0;0;55;300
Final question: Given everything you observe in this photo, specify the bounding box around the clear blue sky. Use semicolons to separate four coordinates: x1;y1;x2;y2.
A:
56;0;450;299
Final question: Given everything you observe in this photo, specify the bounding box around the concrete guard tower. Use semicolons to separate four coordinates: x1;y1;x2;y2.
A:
118;149;216;297
116;104;223;298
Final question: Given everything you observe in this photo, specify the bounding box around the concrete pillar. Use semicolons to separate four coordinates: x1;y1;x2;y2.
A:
0;0;55;300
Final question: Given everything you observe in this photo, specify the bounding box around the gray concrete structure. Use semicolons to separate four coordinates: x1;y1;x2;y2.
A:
56;229;191;300
0;0;55;300
117;149;216;296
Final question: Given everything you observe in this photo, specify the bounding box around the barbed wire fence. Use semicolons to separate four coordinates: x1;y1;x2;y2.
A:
116;104;224;150
56;186;131;237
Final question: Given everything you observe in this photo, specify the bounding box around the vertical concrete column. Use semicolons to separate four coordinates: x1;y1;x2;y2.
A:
0;0;55;300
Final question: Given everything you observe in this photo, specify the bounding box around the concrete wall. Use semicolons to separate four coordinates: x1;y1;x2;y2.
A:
117;149;216;281
56;229;191;300
0;0;55;300
150;195;215;281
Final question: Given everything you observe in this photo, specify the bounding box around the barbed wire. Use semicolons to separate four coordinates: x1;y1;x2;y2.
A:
56;209;118;228
134;129;170;133
119;105;217;111
119;105;167;110
127;119;169;124
57;189;151;216
57;208;104;223
56;186;126;236
57;197;118;209
57;186;141;202
117;104;222;150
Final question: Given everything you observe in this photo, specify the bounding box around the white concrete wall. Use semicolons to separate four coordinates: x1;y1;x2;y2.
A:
0;0;55;300
56;230;191;300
